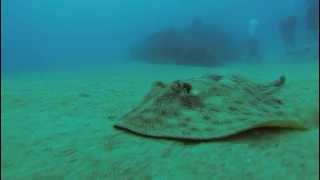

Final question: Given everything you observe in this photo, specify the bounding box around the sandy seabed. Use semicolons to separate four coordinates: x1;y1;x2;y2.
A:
1;58;319;180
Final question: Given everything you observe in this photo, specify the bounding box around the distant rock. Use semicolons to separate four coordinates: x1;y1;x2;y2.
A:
131;18;240;66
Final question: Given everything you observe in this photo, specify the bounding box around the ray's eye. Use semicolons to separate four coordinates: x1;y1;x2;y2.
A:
170;81;183;93
182;83;192;94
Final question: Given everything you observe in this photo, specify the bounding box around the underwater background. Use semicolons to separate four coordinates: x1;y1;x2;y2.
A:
1;0;319;179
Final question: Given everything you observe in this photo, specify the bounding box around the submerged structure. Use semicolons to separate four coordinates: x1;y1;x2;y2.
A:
131;18;239;66
114;74;306;141
279;16;298;52
306;0;319;32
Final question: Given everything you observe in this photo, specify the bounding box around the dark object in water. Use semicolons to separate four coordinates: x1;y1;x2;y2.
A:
247;37;262;60
132;18;239;66
279;16;298;51
114;74;306;141
306;0;319;31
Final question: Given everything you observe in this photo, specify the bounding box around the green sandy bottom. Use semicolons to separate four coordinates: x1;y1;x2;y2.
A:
1;59;319;179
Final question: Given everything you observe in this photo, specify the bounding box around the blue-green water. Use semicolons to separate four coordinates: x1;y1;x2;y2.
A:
1;0;319;179
2;0;318;74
